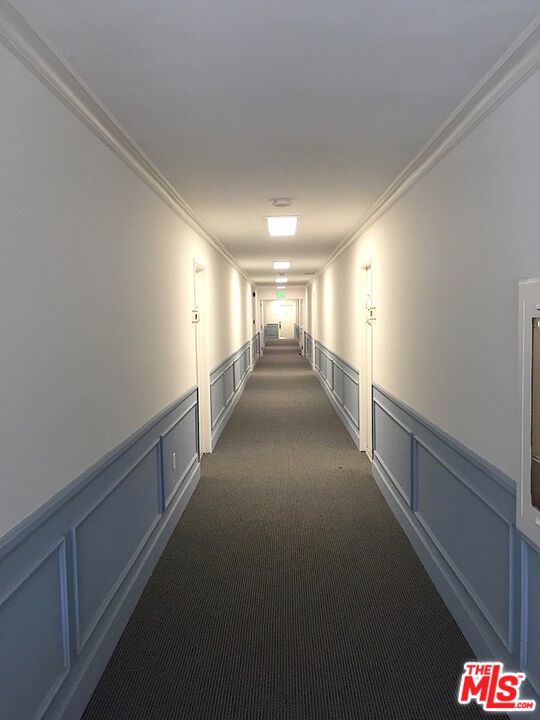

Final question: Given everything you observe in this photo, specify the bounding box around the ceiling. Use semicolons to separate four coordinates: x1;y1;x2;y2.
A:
13;0;540;285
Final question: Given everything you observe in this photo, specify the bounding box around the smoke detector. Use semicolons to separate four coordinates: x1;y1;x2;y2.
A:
271;198;291;208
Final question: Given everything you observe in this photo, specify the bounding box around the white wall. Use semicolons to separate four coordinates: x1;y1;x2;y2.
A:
0;42;251;538
307;68;540;480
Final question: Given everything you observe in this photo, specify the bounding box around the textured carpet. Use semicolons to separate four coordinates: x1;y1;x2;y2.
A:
82;340;489;719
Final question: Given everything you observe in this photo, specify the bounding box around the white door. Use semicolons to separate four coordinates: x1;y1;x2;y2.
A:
279;303;295;339
260;299;264;351
362;264;375;459
299;299;304;351
194;263;211;454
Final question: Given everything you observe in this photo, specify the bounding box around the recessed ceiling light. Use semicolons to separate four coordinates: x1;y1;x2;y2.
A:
273;261;290;270
267;216;297;237
275;277;288;283
276;285;286;290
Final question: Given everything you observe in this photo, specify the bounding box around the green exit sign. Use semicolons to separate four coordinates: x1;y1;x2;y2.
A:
276;289;286;298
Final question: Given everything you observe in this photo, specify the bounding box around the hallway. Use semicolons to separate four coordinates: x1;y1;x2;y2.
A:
82;341;484;719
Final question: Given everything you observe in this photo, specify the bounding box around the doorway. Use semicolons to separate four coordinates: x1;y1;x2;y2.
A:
362;263;375;459
278;303;295;339
193;262;211;454
259;299;264;352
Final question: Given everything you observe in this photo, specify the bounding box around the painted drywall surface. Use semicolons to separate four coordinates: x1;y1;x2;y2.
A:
0;43;250;538
309;68;540;480
205;257;251;370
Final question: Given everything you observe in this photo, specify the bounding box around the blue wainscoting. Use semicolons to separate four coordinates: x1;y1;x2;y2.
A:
210;341;251;449
304;331;314;366
371;384;540;705
251;332;261;368
313;341;360;447
294;323;300;342
265;323;279;339
0;387;200;720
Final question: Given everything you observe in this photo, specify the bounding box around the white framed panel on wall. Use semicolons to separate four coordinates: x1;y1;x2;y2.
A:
518;278;540;548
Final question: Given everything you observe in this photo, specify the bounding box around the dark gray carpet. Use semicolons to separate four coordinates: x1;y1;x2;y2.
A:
82;340;489;719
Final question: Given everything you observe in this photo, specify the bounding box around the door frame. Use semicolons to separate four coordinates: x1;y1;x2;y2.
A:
193;261;211;454
278;302;295;339
361;261;374;459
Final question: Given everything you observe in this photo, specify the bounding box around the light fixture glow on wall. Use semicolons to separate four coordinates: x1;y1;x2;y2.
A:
267;216;297;237
273;261;290;270
275;277;288;283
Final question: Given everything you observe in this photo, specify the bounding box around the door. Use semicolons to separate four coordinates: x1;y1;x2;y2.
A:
362;263;375;459
298;299;304;351
194;263;211;454
278;303;295;339
518;278;540;547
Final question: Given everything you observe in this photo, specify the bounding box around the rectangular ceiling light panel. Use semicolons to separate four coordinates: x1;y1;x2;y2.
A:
273;261;291;270
267;216;297;237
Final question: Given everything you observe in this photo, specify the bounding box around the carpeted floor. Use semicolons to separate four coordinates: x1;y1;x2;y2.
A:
82;340;489;719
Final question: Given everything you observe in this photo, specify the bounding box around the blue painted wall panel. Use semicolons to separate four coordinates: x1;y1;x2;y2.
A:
210;342;251;447
416;442;512;648
0;541;69;720
224;366;234;406
309;340;359;446
161;403;198;509
343;374;359;426
371;383;540;706
304;333;313;363
373;402;412;503
211;376;225;428
0;386;200;720
72;446;160;653
333;365;344;404
523;541;540;695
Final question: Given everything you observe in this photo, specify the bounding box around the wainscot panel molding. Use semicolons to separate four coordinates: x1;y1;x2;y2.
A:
0;386;200;720
265;323;279;340
251;332;261;368
210;341;251;449
371;384;540;705
312;341;360;447
304;332;314;366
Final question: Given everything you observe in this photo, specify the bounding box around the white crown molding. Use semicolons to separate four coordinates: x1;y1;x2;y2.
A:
0;0;253;285
311;13;540;283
